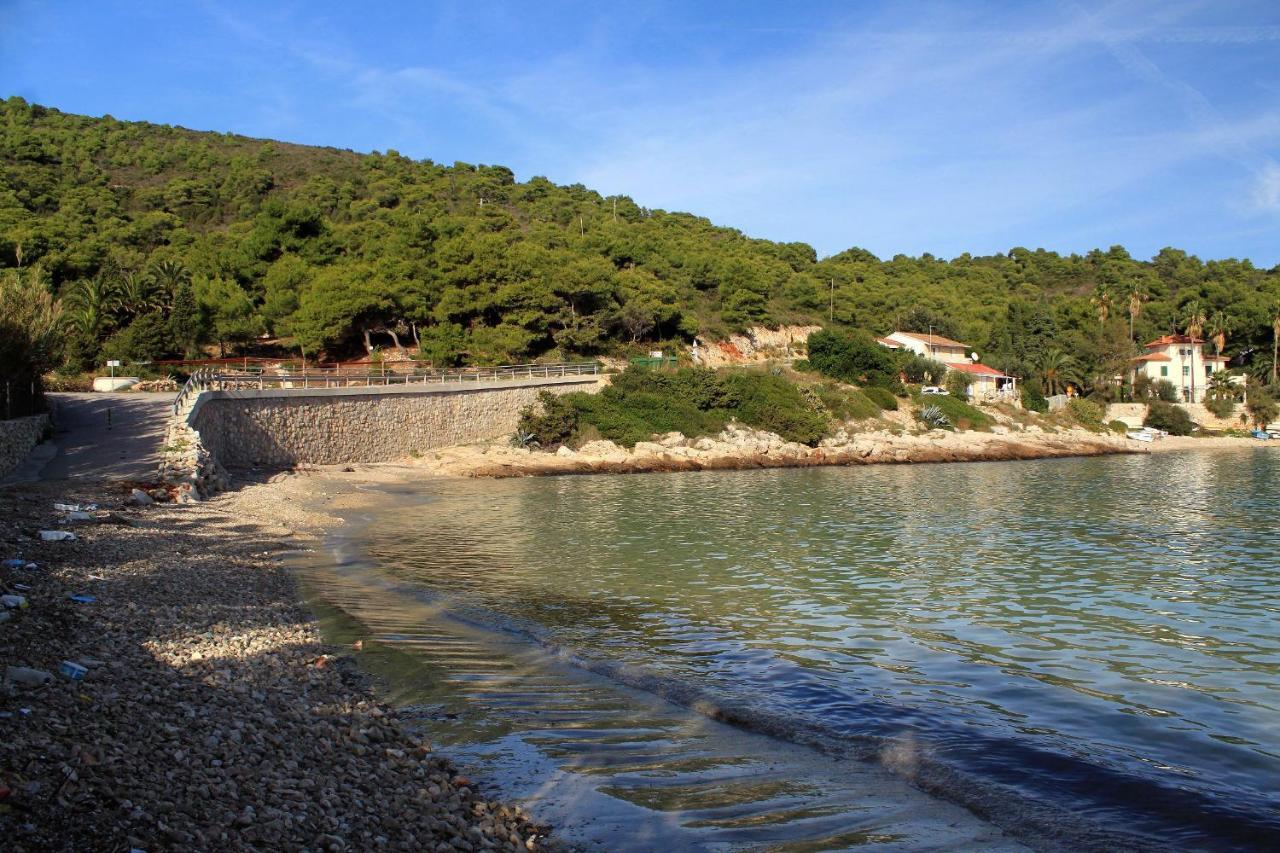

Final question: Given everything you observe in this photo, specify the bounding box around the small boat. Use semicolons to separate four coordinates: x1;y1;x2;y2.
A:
1252;430;1272;440
1126;429;1155;442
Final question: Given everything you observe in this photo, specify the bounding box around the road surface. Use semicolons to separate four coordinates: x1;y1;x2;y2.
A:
2;392;175;484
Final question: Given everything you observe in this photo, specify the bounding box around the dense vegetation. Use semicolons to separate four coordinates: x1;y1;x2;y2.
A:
4;98;1280;404
517;367;836;448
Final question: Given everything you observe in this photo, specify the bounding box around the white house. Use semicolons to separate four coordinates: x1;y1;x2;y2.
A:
880;331;1017;401
1130;334;1227;403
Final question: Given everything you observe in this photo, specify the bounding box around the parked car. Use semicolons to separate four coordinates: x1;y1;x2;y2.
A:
921;386;947;395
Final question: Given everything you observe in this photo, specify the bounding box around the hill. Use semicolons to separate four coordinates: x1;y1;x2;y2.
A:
2;97;1279;388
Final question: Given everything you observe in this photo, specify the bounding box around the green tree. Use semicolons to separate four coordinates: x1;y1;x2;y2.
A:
1037;349;1078;396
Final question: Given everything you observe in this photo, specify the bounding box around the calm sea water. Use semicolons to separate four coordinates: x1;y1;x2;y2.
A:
319;449;1280;849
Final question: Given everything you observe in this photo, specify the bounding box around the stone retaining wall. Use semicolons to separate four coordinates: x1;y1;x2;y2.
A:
0;414;50;479
189;377;602;469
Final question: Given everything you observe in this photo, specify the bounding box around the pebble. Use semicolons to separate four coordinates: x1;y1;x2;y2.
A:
0;480;555;852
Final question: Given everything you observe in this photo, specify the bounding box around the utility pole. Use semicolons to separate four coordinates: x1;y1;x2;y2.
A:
829;278;835;323
612;198;617;222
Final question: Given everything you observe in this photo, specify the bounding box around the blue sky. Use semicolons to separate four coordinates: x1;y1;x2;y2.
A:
3;1;1279;265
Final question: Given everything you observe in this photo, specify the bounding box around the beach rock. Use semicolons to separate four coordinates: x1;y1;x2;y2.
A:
554;446;575;458
128;489;154;506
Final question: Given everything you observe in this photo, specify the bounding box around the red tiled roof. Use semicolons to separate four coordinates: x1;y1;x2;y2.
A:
875;336;902;348
1144;334;1205;348
892;331;969;348
1201;354;1229;361
1131;353;1173;362
946;361;1012;378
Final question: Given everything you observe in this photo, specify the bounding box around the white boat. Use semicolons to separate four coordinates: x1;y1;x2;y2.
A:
1126;430;1155;443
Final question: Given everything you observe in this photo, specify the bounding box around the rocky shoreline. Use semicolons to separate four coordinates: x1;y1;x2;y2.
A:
406;423;1141;479
0;477;555;852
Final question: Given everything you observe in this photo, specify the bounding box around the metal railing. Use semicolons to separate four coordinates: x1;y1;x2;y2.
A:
173;361;601;416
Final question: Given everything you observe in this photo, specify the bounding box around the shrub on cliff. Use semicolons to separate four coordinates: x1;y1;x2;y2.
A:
515;391;580;447
914;392;993;431
861;385;899;411
806;328;901;390
1144;401;1194;436
720;372;828;446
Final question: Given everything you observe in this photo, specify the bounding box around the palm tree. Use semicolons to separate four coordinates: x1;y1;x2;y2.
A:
1272;303;1280;385
147;258;191;309
1126;279;1146;343
1208;310;1232;357
64;274;118;341
1182;302;1207;403
116;269;157;319
1038;348;1078;396
1091;285;1113;328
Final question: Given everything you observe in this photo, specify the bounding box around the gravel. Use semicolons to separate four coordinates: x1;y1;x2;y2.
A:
0;478;554;852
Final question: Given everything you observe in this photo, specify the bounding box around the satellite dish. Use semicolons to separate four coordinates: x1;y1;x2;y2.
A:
970;352;980;362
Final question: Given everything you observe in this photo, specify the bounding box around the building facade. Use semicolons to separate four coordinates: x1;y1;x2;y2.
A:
1130;334;1227;403
881;331;1018;401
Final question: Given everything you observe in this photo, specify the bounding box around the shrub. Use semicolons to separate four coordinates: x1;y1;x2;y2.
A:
816;385;880;421
1144;401;1194;436
861;385;898;411
720;372;828;446
1021;384;1048;413
1154;379;1179;402
899;352;950;385
806;328;901;389
1245;381;1279;428
515;391;579;447
946;371;973;399
1107;420;1129;434
1064;398;1104;430
918;404;952;430
1204;394;1235;419
918;393;994;431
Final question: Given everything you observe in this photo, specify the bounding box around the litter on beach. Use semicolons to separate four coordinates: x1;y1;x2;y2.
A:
67;594;96;604
2;594;29;609
59;661;88;681
53;503;97;513
39;530;76;541
2;559;38;570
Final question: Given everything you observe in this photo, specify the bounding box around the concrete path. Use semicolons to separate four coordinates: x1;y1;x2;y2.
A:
2;393;175;485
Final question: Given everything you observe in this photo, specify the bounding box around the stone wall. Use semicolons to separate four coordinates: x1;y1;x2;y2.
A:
0;415;50;480
189;377;602;469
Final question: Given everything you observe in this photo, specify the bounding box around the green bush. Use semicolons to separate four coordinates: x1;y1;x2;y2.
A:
1021;384;1048;413
1204;394;1235;419
1107;419;1130;434
816;385;880;421
515;391;580;447
806;328;901;389
898;352;950;385
861;385;899;411
1145;401;1194;436
946;371;973;399
1154;379;1180;402
1064;398;1104;430
915;394;993;431
720;372;828;446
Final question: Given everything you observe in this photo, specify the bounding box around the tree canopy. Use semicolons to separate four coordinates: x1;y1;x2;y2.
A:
4;97;1280;388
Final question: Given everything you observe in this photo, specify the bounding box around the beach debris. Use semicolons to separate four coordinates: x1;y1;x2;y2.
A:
67;594;96;604
128;489;154;506
59;661;88;681
5;666;53;686
60;510;93;521
2;594;29;609
53;503;97;513
2;558;36;570
38;530;75;542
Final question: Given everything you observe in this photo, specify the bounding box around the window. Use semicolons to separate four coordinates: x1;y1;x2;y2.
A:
1205;364;1213;375
1183;366;1191;377
1161;366;1168;377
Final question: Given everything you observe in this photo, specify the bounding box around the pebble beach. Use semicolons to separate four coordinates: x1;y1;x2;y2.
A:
0;476;555;852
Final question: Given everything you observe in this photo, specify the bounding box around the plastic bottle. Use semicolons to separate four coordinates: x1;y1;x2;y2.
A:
1;594;28;609
5;666;53;686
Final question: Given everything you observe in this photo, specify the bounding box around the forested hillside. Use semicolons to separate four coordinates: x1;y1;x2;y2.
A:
3;97;1279;390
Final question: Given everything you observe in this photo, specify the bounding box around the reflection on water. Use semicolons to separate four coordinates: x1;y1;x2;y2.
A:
330;450;1280;848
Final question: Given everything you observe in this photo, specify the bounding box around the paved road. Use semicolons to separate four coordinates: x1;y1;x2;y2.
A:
2;392;176;484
